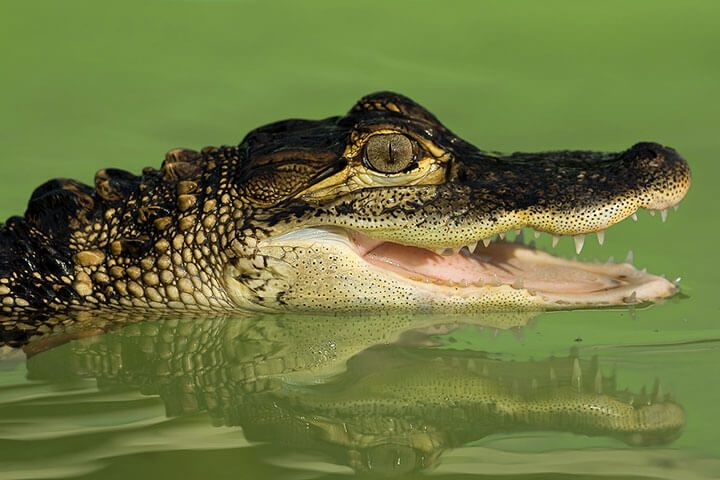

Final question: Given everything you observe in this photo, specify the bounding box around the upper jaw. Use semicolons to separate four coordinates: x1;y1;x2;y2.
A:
311;140;691;252
450;141;691;237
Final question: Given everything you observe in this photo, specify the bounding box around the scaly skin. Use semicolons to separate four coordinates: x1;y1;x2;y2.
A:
0;92;691;316
22;314;685;475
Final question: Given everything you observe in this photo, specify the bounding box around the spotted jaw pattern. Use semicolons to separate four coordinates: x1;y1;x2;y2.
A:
423;205;676;257
257;203;681;312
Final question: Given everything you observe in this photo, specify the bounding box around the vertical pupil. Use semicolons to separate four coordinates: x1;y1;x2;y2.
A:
365;134;414;173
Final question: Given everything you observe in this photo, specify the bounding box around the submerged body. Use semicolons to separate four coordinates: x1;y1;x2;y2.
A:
0;92;690;316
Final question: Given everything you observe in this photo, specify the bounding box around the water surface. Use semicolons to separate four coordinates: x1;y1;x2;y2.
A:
1;0;719;478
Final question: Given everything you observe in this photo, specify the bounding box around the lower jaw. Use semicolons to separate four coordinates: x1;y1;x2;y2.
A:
353;231;677;308
258;227;678;311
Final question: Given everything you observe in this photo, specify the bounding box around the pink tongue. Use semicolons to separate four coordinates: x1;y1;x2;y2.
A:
365;243;489;284
362;242;618;293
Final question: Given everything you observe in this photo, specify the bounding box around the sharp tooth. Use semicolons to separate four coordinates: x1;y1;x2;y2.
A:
660;209;668;222
533;231;541;239
589;355;599;377
433;248;445;255
609;371;617;392
673;204;679;212
631;212;638;222
515;230;525;244
490;274;502;286
623;291;638;303
625;250;634;264
652;378;663;403
552;235;560;248
649;210;656;216
514;229;521;236
468;241;479;252
482;238;491;248
594;368;603;394
572;358;582;391
673;276;682;286
596;230;605;246
498;232;505;240
549;367;557;384
606;255;614;264
573;234;585;254
511;278;524;289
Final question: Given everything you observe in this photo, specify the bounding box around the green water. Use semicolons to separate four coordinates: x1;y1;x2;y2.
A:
1;0;719;478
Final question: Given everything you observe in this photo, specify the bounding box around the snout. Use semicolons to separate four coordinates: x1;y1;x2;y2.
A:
618;142;691;210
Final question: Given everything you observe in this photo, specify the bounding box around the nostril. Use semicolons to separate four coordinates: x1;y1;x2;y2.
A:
617;141;691;211
621;142;684;170
627;142;667;159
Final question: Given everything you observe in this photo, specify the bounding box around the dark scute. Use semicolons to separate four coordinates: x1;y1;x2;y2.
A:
25;179;95;237
164;148;201;165
100;169;143;200
619;142;684;168
161;149;203;182
119;237;150;256
622;142;668;160
241;117;346;159
0;217;76;311
347;91;444;127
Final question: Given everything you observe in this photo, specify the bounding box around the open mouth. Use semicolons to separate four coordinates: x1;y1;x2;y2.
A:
346;211;679;307
257;205;682;311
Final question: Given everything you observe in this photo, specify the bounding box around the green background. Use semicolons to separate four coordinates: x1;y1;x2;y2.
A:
1;1;719;479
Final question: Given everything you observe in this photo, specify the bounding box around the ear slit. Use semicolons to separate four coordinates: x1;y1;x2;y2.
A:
312;159;348;184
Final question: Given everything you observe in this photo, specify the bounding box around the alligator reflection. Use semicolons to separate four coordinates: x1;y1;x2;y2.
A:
22;313;685;476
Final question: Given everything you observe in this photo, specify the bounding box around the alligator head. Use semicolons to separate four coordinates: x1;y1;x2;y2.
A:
0;92;690;314
240;92;691;311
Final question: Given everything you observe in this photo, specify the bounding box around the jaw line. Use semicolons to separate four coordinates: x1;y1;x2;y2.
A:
259;226;677;308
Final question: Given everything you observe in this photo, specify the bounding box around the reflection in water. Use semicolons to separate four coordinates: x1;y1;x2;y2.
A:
6;312;686;476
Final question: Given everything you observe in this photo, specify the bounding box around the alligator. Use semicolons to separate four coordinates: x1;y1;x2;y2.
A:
0;92;691;316
12;314;685;476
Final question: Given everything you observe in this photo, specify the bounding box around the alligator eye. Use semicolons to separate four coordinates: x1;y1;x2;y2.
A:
364;134;416;174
